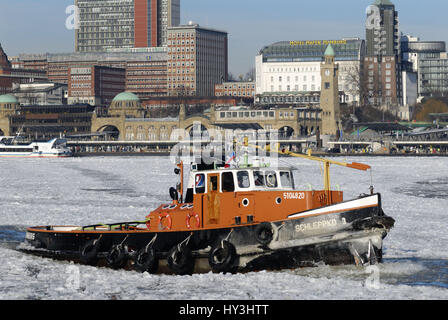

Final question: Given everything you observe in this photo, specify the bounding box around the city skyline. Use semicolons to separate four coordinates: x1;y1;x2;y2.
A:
0;0;447;77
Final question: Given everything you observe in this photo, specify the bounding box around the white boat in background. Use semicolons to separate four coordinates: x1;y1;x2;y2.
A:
0;136;73;158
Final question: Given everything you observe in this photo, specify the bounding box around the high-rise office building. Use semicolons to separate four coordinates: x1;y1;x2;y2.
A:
401;36;448;99
366;0;400;57
167;23;228;97
365;0;402;106
75;0;180;52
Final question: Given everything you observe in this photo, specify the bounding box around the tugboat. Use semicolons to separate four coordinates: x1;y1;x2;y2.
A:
23;139;395;274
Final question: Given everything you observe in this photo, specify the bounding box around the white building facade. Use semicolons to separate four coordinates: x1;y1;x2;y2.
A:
255;39;365;106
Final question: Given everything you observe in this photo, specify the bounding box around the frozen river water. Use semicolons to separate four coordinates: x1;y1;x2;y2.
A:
0;155;447;300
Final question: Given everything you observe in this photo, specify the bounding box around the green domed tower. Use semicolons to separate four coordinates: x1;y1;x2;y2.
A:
0;94;19;136
0;94;19;115
108;92;144;118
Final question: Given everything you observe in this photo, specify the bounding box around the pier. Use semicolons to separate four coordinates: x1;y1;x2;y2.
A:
66;138;448;157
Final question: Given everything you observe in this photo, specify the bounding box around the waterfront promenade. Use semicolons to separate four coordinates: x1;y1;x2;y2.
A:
66;138;448;157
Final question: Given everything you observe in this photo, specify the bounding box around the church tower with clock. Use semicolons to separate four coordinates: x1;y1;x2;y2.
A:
320;44;342;137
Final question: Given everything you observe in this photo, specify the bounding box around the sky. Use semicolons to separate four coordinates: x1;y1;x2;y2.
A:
0;0;447;76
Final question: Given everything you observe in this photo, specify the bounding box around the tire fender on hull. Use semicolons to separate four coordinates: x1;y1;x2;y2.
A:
352;216;395;231
106;244;128;269
254;222;274;246
167;244;195;275
134;247;158;274
208;240;237;273
79;238;101;266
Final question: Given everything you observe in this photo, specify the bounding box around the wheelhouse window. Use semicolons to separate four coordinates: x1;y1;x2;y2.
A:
195;174;205;194
237;171;250;188
221;172;235;192
264;171;278;188
280;171;293;188
253;171;265;187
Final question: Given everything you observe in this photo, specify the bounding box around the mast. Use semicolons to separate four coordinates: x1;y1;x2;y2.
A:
241;137;371;205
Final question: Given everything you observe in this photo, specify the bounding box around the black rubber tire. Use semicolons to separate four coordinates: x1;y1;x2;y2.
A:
353;216;395;231
209;240;237;273
79;239;100;266
106;244;128;269
254;222;274;246
167;245;194;275
133;247;159;274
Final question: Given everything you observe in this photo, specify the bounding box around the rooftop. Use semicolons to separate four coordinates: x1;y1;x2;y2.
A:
259;38;365;63
168;23;227;35
324;44;335;57
373;0;394;6
18;50;167;63
0;94;19;104
112;92;140;103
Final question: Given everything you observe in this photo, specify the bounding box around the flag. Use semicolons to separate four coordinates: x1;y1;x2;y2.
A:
225;151;236;167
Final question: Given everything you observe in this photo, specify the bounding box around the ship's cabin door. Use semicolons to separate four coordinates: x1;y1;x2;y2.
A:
206;173;220;224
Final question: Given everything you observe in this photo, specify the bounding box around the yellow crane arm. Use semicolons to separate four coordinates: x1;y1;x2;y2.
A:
239;138;371;199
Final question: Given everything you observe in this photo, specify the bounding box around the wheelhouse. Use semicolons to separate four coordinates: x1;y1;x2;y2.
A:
185;166;296;202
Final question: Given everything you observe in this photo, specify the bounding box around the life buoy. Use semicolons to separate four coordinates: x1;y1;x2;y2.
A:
254;222;274;246
167;244;195;275
145;217;151;230
186;212;200;229
105;244;128;269
133;247;158;274
208;240;237;273
158;212;172;230
79;238;101;266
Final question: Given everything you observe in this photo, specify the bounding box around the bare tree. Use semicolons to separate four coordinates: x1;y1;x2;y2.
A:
340;64;371;108
244;67;255;82
227;73;236;82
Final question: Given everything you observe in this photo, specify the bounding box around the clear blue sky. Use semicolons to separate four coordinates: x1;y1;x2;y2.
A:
0;0;447;76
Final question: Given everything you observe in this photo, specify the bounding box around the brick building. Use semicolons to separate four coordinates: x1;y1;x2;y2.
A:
17;49;168;100
214;81;255;99
167;23;228;97
364;55;400;106
0;45;47;95
68;65;126;108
